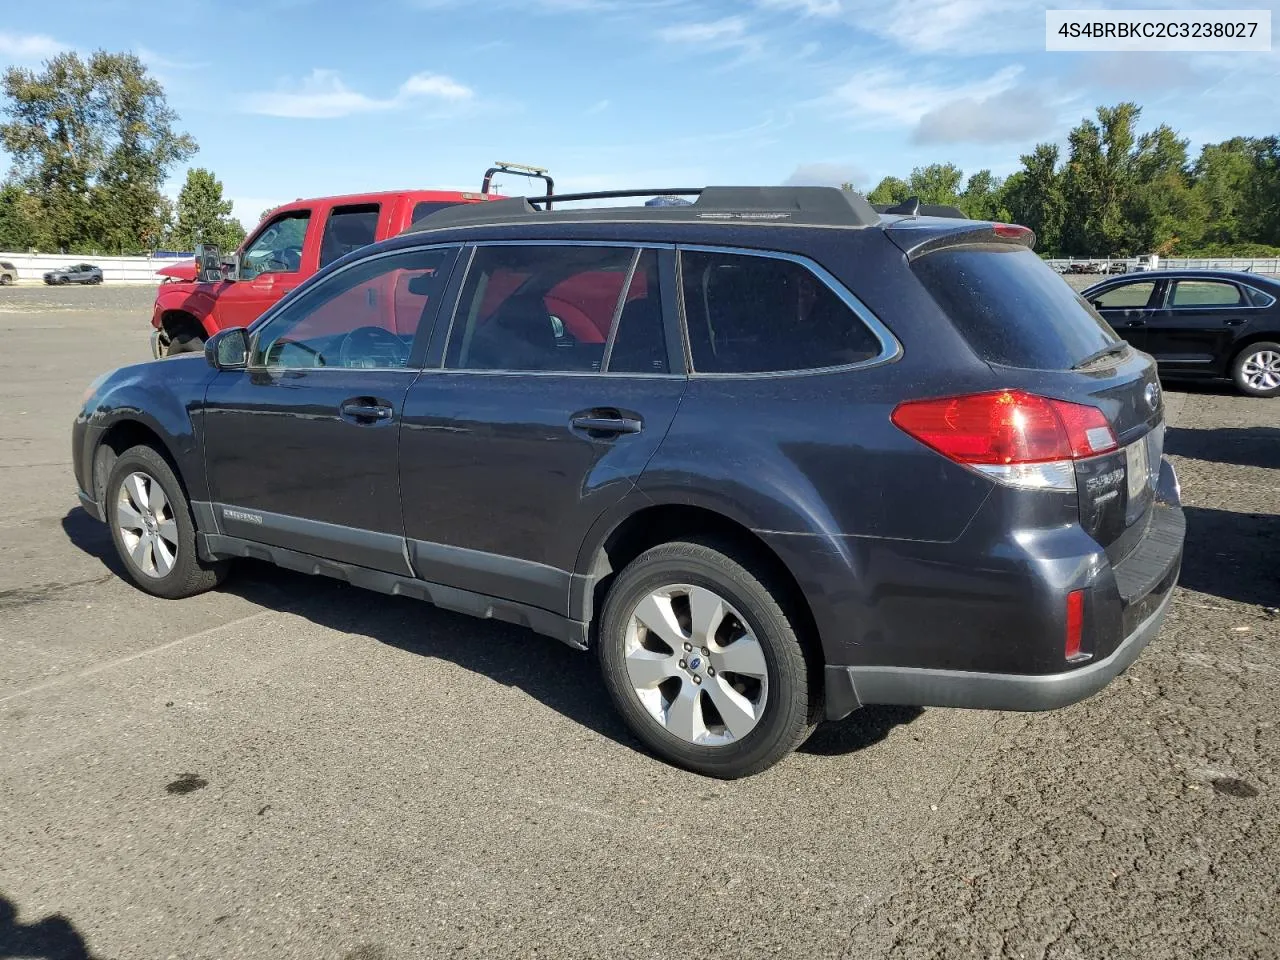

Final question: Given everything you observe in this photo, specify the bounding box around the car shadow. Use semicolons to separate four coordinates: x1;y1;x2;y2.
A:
60;507;915;764
1165;425;1280;470
1178;505;1280;609
0;891;99;960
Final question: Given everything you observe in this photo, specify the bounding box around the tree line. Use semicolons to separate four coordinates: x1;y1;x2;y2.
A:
864;102;1280;258
0;50;244;255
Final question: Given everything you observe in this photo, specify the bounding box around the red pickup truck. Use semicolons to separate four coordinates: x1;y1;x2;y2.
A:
149;163;552;357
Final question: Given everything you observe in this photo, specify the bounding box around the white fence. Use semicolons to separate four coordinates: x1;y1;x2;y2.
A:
0;252;187;284
1047;256;1280;275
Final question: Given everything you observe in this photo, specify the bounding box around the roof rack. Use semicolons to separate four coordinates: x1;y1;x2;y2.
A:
481;162;554;206
406;185;884;233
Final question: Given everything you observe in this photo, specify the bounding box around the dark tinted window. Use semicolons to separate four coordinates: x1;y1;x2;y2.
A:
1093;281;1156;308
1168;279;1244;307
251;247;454;369
913;245;1120;370
411;201;457;224
319;204;380;269
606;250;668;374
445;245;637;372
679;251;880;373
1245;284;1278;307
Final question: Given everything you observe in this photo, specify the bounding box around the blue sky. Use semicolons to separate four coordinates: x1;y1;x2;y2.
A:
2;0;1278;229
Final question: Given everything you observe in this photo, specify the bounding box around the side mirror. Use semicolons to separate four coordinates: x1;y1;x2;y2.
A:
221;251;242;281
205;328;249;370
194;243;222;283
406;273;437;296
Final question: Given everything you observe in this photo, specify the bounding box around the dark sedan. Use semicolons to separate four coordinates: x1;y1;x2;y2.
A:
1082;270;1280;397
43;263;104;285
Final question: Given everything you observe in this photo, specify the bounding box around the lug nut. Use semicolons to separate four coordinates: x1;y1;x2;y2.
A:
679;660;687;670
707;667;716;677
684;642;693;652
693;675;702;685
700;647;709;656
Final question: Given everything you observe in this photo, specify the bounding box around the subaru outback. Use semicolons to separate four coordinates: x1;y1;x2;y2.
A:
71;186;1185;779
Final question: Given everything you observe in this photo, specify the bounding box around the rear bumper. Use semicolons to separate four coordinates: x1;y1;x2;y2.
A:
824;567;1176;717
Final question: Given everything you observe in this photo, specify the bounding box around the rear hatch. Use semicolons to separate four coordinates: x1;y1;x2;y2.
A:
892;221;1164;562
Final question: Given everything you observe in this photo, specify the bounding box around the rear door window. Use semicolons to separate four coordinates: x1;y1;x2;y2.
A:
411;201;459;224
319;204;380;269
1093;281;1156;309
912;245;1120;370
679;250;881;373
1167;279;1244;307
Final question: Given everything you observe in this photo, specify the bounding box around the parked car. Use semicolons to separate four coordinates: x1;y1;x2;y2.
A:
1133;254;1160;272
44;263;103;285
0;260;17;285
1082;269;1280;397
147;162;551;357
73;186;1185;779
1106;261;1128;274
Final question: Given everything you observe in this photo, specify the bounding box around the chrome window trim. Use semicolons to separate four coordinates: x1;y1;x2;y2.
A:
675;243;903;379
246;242;461;373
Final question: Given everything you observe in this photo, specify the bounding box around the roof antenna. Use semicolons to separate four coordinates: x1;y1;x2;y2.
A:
885;196;921;217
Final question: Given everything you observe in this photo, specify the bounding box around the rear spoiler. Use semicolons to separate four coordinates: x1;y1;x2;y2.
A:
886;220;1038;260
872;196;968;219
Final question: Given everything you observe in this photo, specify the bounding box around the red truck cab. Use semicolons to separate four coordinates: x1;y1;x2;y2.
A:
149;164;553;357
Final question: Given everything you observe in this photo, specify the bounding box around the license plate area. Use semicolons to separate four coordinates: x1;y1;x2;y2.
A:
1125;438;1149;502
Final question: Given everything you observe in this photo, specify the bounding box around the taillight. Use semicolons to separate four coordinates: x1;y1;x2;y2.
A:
992;223;1033;241
891;389;1117;491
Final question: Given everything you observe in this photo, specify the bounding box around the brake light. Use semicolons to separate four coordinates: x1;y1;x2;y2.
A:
891;390;1117;490
1065;589;1085;660
992;223;1033;240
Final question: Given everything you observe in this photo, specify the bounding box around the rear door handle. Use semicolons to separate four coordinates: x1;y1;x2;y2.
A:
570;414;643;435
1224;317;1247;326
340;398;395;423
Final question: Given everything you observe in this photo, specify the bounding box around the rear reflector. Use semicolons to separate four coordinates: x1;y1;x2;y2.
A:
1065;589;1085;661
890;389;1118;491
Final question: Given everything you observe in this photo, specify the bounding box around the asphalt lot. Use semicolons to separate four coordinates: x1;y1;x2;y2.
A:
0;282;1276;960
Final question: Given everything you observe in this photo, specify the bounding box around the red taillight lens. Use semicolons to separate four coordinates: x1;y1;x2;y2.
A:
993;223;1033;240
890;390;1117;465
1065;589;1085;660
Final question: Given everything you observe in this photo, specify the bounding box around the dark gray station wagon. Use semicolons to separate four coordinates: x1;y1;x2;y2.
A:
72;187;1185;778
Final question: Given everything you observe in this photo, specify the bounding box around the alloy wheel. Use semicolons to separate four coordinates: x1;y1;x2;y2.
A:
1241;350;1280;392
116;471;179;578
623;583;769;746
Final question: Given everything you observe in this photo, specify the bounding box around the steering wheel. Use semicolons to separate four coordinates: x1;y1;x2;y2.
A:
339;326;410;368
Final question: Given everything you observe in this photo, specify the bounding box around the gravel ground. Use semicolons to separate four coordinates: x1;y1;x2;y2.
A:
0;283;1276;960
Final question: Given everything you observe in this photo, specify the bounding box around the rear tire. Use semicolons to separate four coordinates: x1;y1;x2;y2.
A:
105;444;229;599
0;275;11;285
1232;342;1280;398
597;539;812;779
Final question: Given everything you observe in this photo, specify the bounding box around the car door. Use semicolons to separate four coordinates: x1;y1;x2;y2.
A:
216;208;315;329
398;242;687;615
1085;278;1161;353
201;243;461;573
1143;277;1247;374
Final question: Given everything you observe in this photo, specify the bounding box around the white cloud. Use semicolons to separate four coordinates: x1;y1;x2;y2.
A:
757;0;841;16
912;86;1057;144
247;68;474;119
659;17;749;45
782;162;865;187
839;0;1048;54
585;99;610;115
136;46;208;71
0;32;65;61
829;64;1023;127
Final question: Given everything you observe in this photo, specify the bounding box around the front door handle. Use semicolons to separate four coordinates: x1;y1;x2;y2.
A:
1224;317;1247;326
1127;319;1146;327
340;398;395;423
570;413;643;435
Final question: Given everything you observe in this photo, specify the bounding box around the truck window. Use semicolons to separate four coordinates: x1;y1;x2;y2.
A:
319;204;381;269
241;211;310;280
410;201;457;224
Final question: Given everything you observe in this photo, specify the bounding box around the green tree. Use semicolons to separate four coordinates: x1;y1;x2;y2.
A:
1;50;195;253
867;176;910;205
0;182;45;249
958;169;1006;221
1002;143;1065;255
1126;124;1204;255
172;167;246;252
1192;138;1254;246
1241;136;1280;247
907;163;964;207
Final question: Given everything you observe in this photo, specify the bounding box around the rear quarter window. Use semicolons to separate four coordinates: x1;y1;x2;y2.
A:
913;245;1121;370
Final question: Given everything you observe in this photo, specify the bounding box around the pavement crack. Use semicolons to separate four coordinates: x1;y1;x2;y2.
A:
0;574;114;610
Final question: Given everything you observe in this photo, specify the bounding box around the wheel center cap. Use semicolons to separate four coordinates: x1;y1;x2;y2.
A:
687;655;703;672
144;515;157;533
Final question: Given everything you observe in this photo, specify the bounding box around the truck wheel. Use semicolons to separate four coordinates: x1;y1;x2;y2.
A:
597;538;813;779
165;333;205;356
105;444;230;599
1232;342;1280;398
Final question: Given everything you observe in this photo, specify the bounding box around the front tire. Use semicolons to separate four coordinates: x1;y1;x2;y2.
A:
164;332;205;356
597;539;813;779
105;444;229;598
1232;342;1280;397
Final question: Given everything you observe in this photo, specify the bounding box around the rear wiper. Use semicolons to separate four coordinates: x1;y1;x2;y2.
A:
1072;342;1129;370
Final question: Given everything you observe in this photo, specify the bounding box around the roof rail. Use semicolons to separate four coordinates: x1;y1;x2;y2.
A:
406;185;883;233
481;162;554;206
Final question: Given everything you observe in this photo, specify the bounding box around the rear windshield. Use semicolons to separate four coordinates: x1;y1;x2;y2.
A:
913;245;1121;370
